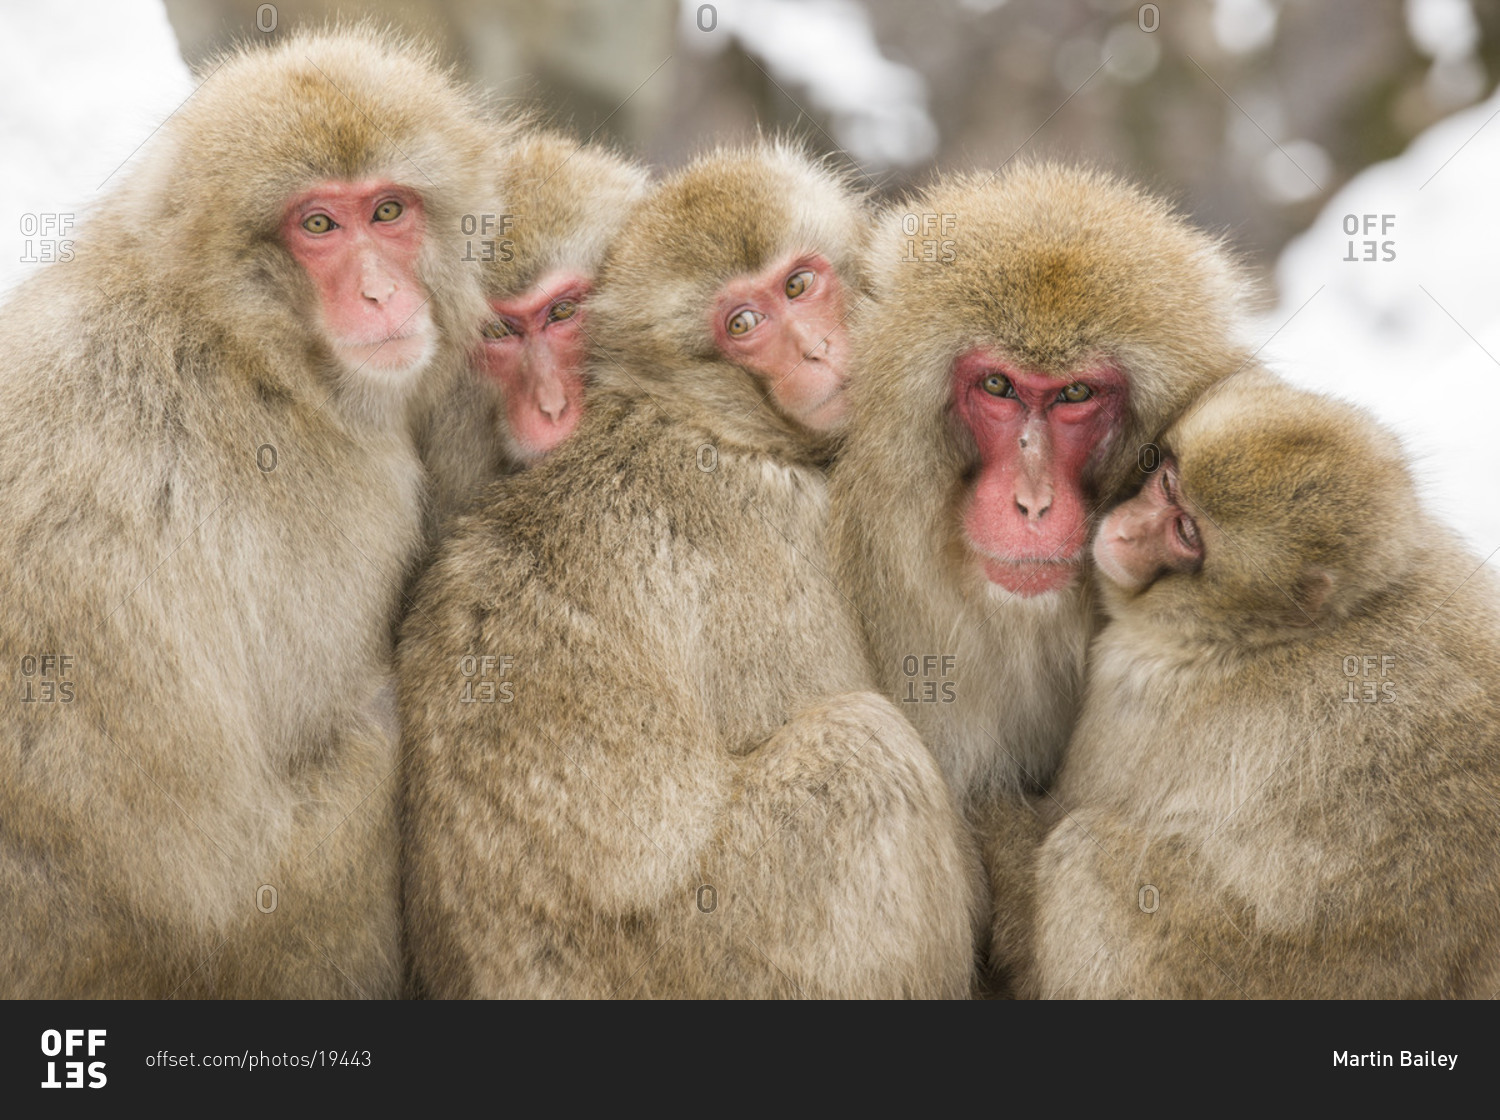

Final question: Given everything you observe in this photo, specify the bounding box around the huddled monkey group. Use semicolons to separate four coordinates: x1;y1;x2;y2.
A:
3;27;1497;1000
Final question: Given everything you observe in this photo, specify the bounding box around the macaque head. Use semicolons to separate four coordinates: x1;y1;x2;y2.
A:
952;352;1130;595
846;163;1254;600
144;31;505;396
282;182;435;382
481;271;591;461
1093;371;1420;639
711;251;849;430
475;132;649;464
586;141;870;437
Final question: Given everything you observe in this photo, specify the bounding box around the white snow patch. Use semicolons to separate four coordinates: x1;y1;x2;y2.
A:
0;0;193;293
1254;82;1500;554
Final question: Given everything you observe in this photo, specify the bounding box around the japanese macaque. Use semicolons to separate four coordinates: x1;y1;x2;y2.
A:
482;131;649;464
399;142;981;999
826;165;1255;988
0;29;504;997
417;132;649;526
1027;371;1500;998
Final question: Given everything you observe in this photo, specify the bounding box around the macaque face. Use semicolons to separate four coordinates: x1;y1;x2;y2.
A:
712;253;849;430
282;180;433;380
952;351;1130;596
1092;458;1204;593
480;269;591;463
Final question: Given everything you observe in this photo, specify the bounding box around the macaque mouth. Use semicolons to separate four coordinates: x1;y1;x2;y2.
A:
334;329;434;376
968;532;1088;568
335;306;433;351
981;556;1080;596
970;531;1085;595
802;375;848;408
343;330;418;347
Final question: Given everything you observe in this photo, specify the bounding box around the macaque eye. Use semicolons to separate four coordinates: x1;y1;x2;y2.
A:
301;213;336;234
481;319;516;340
373;200;404;222
1160;467;1178;502
1058;382;1092;403
547;299;578;323
981;373;1015;398
1175;514;1200;550
784;269;814;299
727;309;764;337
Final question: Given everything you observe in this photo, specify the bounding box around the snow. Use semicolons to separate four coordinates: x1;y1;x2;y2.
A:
0;0;192;294
1253;82;1500;556
680;0;938;169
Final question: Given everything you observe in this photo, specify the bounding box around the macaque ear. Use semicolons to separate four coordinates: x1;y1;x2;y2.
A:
1284;567;1335;626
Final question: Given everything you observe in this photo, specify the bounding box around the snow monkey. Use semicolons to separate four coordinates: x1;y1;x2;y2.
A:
0;28;506;997
827;164;1255;988
417;131;650;527
1029;371;1500;998
399;142;982;999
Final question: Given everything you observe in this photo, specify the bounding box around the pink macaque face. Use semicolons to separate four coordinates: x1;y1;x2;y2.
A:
952;351;1130;597
480;270;591;463
712;254;849;431
1092;458;1204;593
282;180;433;380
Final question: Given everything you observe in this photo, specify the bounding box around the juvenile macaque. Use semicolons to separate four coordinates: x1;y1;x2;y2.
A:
1029;372;1500;998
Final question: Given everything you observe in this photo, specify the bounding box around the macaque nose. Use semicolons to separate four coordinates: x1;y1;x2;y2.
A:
536;379;568;423
1014;480;1052;522
361;258;397;304
793;320;831;362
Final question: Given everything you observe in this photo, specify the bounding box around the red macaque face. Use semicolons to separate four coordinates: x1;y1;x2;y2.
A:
282;180;432;380
952;351;1129;596
712;253;849;431
480;270;591;463
1092;458;1204;593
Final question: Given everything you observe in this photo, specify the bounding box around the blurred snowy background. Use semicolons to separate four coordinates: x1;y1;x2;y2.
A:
2;0;1497;555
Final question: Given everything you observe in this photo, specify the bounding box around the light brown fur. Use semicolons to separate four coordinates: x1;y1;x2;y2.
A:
486;131;650;303
0;28;504;997
1028;371;1500;998
416;131;650;523
399;142;981;998
827;164;1256;990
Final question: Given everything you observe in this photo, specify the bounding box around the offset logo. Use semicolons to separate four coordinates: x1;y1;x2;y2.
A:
40;1029;106;1089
